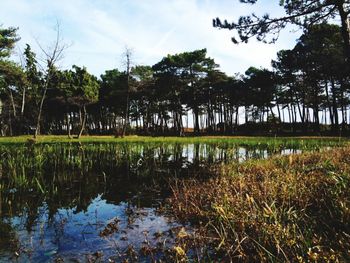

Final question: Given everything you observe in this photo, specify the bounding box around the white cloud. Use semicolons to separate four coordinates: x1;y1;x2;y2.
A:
1;0;301;77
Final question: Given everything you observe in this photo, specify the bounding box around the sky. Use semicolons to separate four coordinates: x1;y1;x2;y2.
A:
1;0;302;78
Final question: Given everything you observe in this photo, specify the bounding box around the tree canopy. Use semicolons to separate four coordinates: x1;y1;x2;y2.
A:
213;0;350;61
0;23;349;136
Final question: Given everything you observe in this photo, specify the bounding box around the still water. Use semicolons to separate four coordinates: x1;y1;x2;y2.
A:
0;143;301;262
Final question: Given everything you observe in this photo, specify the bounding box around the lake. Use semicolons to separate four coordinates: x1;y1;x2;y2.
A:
0;141;338;262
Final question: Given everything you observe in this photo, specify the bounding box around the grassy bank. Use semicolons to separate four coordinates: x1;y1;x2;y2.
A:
168;146;350;262
0;135;347;148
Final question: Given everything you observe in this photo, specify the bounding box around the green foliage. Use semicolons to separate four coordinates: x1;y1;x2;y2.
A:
0;60;26;90
0;26;19;58
244;67;276;109
272;23;349;131
0;26;24;93
100;68;127;114
153;49;220;133
70;65;99;105
24;44;41;90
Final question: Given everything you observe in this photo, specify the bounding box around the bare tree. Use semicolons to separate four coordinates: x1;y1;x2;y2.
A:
34;22;69;138
16;46;26;116
121;47;133;137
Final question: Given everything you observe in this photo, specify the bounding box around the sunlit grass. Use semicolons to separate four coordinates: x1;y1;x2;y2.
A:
168;146;350;261
0;135;347;148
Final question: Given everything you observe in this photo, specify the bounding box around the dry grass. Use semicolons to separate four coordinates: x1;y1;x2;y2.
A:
168;147;350;262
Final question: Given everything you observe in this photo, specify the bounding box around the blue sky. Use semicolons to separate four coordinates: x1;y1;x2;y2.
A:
1;0;301;77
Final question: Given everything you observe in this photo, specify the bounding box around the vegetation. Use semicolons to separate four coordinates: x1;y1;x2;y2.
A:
168;145;350;261
1;1;349;261
0;135;346;147
1;21;350;137
0;138;347;261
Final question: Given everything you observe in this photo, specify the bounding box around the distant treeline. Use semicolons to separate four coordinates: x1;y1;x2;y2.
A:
0;23;349;137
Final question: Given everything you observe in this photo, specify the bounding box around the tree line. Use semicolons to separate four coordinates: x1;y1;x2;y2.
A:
0;23;349;137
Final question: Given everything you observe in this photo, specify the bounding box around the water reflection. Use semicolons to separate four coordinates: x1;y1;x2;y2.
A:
0;143;302;261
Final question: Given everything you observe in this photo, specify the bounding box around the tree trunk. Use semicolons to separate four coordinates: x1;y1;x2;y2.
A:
122;49;131;137
313;104;320;133
245;106;249;123
337;2;350;63
276;103;281;121
9;88;16;118
330;78;339;132
8;109;12;136
21;87;26;116
34;73;51;138
123;91;130;137
66;112;71;138
77;105;87;138
193;106;200;134
296;100;304;124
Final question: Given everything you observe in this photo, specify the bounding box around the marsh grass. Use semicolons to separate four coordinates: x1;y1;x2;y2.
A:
0;137;345;199
168;146;350;262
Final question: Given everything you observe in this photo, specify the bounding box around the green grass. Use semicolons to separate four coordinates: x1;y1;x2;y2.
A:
0;135;347;148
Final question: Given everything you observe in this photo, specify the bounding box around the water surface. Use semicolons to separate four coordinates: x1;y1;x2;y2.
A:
0;142;306;262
